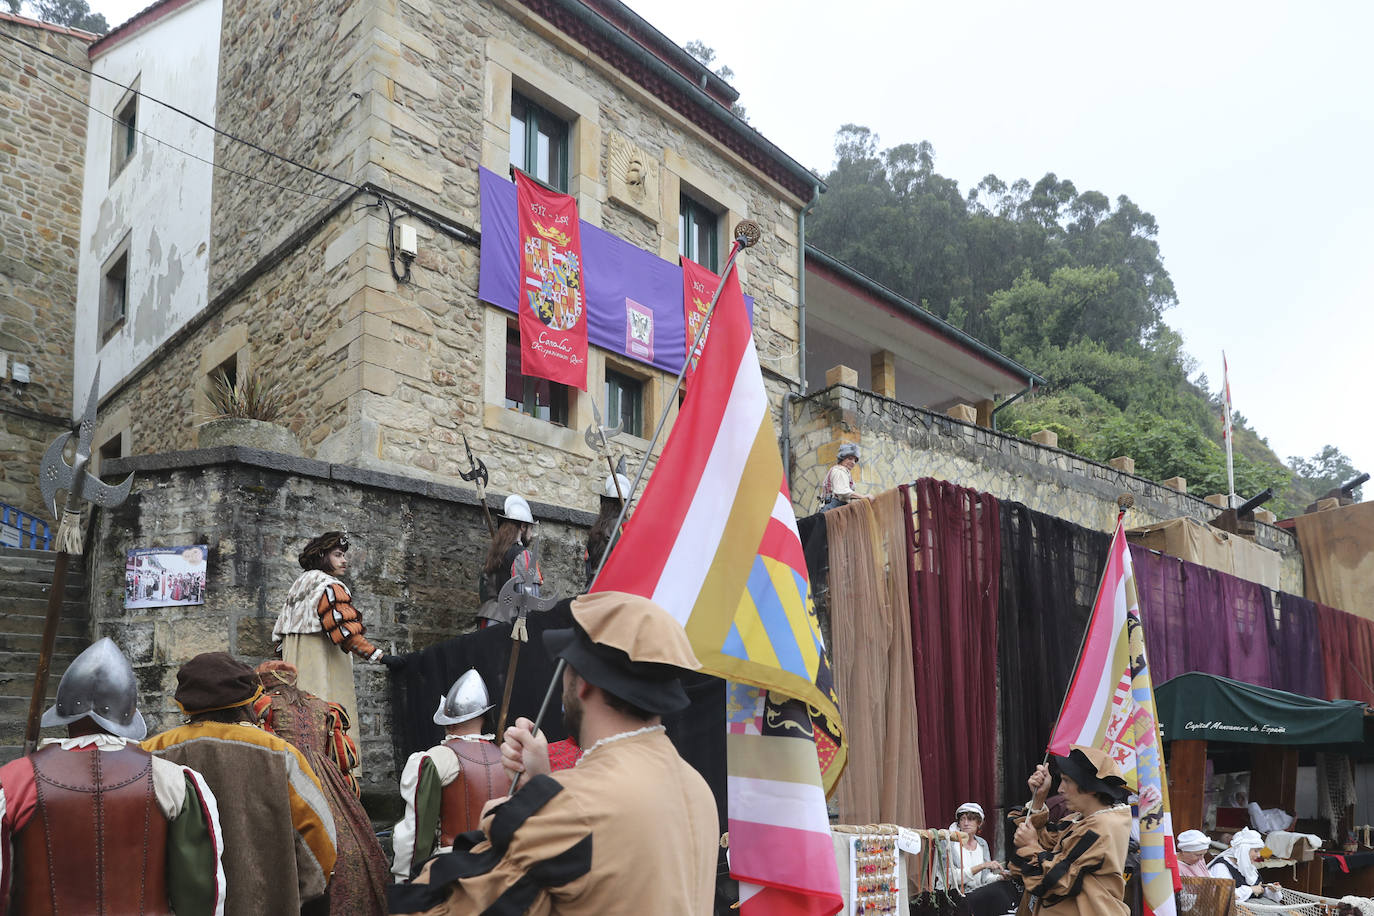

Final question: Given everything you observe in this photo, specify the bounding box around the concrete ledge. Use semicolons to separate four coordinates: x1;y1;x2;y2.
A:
104;447;596;526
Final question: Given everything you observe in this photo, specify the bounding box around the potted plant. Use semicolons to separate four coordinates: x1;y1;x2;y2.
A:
197;367;302;455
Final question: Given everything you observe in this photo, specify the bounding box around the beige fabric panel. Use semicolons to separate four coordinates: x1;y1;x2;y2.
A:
1127;516;1281;590
826;491;924;830
1294;501;1374;620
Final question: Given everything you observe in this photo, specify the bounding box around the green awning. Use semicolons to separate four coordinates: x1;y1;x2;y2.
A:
1156;672;1367;746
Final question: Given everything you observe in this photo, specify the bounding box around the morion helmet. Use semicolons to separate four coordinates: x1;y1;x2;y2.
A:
41;637;146;740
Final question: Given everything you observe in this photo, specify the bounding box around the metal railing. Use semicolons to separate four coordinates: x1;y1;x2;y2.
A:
0;503;51;550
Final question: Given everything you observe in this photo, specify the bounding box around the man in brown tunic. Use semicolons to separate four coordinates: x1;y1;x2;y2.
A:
1010;745;1133;916
389;592;718;915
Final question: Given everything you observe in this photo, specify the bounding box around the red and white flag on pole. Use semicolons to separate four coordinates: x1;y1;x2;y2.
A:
1050;519;1179;916
596;248;845;916
1222;352;1233;443
515;170;588;389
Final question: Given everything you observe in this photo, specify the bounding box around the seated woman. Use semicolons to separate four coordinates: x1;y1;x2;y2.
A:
1208;827;1282;903
1175;830;1213;878
1009;745;1133;915
940;802;1006;892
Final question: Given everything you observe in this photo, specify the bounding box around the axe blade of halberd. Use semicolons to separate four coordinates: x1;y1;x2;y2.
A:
583;398;622;453
38;367;133;519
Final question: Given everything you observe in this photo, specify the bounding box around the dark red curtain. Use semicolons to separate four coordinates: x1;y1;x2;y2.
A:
907;479;1000;828
1316;603;1374;705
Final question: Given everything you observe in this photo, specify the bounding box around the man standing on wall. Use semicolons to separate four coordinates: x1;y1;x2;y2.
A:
819;442;871;511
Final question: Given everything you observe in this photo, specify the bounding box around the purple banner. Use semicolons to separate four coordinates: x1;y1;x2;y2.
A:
478;167;749;375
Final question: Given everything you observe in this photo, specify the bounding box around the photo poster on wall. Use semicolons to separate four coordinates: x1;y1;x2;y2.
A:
125;545;209;609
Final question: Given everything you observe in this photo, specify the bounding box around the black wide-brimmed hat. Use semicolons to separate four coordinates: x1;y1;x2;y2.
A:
542;592;701;716
1052;744;1132;802
298;531;348;569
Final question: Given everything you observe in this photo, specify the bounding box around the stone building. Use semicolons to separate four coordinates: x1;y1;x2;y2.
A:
0;13;93;541
73;0;824;800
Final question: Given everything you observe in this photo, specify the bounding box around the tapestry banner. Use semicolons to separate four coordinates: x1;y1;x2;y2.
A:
515;171;587;389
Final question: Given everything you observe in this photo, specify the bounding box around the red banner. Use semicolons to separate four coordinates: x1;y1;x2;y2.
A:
681;257;721;391
516;171;588;389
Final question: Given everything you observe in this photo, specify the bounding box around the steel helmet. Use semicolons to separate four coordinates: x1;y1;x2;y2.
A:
602;473;631;499
432;669;494;725
838;443;860;462
41;637;146;740
502;494;534;524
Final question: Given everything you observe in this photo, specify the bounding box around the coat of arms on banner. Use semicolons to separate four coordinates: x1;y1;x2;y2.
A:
625;298;654;361
516;171;589;389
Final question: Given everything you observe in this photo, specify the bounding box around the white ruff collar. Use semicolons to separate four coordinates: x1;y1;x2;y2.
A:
576;724;664;765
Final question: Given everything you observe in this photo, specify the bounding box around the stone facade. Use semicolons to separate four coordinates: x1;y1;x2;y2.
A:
81;0;804;520
93;447;593;806
0;16;91;517
788;384;1305;595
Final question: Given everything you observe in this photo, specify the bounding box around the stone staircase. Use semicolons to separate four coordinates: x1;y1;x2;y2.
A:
0;547;89;763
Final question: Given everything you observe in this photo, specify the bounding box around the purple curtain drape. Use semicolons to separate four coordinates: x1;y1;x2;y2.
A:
1272;593;1328;699
908;479;1000;829
1132;546;1276;688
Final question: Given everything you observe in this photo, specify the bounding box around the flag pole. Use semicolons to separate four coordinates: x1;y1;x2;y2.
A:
1041;493;1135;767
1222;352;1236;508
513;219;765;790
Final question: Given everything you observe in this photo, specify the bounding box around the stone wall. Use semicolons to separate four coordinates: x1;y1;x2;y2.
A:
93;447;593;807
0;16;91;516
788;384;1305;595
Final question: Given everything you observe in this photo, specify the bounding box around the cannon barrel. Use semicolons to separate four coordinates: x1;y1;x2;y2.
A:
1236;487;1274;516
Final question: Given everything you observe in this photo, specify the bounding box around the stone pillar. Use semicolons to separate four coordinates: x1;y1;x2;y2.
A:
975;398;995;428
947;403;976;424
1031;429;1058;448
826;364;859;388
1163;477;1187;493
870;350;896;398
1108;456;1135;475
1204;494;1228;508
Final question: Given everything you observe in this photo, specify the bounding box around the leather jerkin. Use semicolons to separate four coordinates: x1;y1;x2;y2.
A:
438;738;512;845
14;745;172;915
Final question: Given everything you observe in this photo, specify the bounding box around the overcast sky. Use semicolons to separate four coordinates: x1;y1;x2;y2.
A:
86;0;1374;481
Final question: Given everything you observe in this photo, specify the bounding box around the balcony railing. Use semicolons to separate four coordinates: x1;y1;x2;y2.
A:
0;503;52;550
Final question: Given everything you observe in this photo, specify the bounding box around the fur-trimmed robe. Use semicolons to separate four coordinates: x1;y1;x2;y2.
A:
1010;803;1131;915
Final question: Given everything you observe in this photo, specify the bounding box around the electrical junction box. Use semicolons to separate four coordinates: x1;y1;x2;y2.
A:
398;224;418;258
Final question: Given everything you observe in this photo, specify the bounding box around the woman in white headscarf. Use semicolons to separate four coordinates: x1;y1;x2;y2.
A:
1208;828;1282;903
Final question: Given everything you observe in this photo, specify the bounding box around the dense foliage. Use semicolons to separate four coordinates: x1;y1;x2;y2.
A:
5;0;108;33
809;126;1358;518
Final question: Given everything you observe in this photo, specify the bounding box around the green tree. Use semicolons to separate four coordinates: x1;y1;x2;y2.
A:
32;0;108;32
1290;445;1364;503
684;40;746;119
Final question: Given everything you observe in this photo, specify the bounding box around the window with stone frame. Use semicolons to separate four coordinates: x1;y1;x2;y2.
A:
110;84;138;180
605;367;644;438
99;235;130;344
505;325;570;426
679;192;719;272
509;93;570;192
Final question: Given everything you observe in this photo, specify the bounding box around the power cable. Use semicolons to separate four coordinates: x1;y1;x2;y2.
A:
0;50;341;203
0;30;482;249
0;28;362;195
